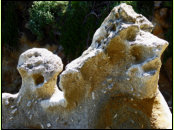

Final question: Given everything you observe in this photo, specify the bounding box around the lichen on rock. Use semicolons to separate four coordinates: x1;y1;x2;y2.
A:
2;3;172;129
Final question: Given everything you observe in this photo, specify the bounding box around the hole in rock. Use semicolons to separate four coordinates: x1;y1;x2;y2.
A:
27;64;33;69
34;52;40;57
125;27;137;41
130;46;143;63
28;55;32;58
35;61;42;67
106;37;126;63
57;76;62;91
32;74;44;86
110;24;116;31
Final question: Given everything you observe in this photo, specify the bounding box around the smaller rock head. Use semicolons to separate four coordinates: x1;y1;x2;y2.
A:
17;48;63;98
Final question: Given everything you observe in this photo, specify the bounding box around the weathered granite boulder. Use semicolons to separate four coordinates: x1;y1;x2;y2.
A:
2;3;172;129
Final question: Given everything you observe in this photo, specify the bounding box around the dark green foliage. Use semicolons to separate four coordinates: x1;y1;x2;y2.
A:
59;1;91;59
2;2;19;49
27;1;172;61
2;1;172;61
28;1;68;41
59;1;110;59
132;1;154;20
59;1;124;59
28;1;115;59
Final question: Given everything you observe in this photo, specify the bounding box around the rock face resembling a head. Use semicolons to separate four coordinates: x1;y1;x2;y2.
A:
17;48;63;97
2;3;172;129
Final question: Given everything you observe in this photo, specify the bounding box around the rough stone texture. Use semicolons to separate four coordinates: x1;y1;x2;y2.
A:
2;3;172;129
2;34;65;94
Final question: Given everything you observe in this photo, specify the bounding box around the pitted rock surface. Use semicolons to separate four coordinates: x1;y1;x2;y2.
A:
2;3;172;129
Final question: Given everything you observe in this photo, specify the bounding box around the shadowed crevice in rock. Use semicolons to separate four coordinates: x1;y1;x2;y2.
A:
32;74;44;86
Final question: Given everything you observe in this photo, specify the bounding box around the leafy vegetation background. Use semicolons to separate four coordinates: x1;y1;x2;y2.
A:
2;1;172;61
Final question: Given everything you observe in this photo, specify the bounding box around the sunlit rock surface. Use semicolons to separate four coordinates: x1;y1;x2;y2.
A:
2;3;172;129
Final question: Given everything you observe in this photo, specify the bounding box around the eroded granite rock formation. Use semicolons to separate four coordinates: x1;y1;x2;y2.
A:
2;3;172;129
